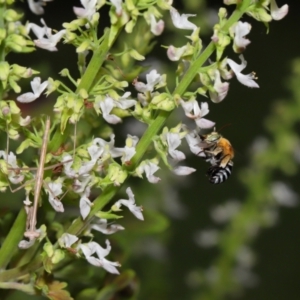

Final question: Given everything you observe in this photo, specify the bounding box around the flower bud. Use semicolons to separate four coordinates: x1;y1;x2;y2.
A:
4;9;22;22
0;62;10;81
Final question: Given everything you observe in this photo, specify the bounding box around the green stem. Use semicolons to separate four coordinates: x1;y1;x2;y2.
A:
76;28;110;93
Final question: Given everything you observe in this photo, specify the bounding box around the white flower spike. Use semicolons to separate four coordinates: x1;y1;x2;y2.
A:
17;77;48;103
227;55;259;88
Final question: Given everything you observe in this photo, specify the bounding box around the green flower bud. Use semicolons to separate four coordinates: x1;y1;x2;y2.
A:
0;62;10;81
63;18;87;31
151;92;169;105
199;72;211;86
248;7;272;22
107;163;128;186
79;88;88;99
4;9;22;22
125;0;135;11
90;12;100;26
44;242;54;257
129;49;145;61
8;77;21;93
125;19;136;33
52;249;65;264
77;39;91;53
0;28;6;41
64;31;77;42
157;0;172;10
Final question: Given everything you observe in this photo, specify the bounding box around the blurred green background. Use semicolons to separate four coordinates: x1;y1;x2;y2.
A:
2;0;300;299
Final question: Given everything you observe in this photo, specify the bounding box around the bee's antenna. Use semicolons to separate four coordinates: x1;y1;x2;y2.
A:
217;123;232;132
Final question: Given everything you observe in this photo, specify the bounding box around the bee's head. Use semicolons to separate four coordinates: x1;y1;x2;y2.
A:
205;128;221;143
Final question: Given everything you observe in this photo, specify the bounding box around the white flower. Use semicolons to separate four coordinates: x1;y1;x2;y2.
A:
134;70;164;93
231;21;251;52
180;100;215;129
209;70;229;103
227;55;259;88
26;21;49;38
27;0;52;15
19;116;32;126
165;132;185;161
270;0;288;20
59;233;79;248
194;229;219;248
98;92;136;124
135;160;161;183
110;0;123;15
0;151;24;184
167;45;187;61
29;19;65;51
18;239;36;249
90;219;125;234
113;134;139;164
47;181;64;212
16;77;48;103
170;7;197;30
150;14;164;36
79;240;120;274
34;30;66;51
80;187;93;220
271;181;298;207
73;0;97;20
62;154;94;179
173;166;196;175
91;134;137;165
184;130;204;156
210;200;241;223
113;187;144;220
23;193;32;206
92;135;122;159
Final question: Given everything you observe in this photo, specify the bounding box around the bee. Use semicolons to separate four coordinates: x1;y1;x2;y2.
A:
198;129;234;184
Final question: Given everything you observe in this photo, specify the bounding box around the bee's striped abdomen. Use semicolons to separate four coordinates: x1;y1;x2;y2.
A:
206;160;233;184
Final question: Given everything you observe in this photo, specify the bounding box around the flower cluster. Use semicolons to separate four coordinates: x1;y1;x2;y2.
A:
0;0;289;288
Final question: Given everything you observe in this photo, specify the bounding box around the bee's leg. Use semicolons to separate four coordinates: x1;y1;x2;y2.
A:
205;147;223;157
219;155;231;168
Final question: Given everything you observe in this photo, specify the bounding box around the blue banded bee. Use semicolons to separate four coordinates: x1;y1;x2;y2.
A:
199;129;234;184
